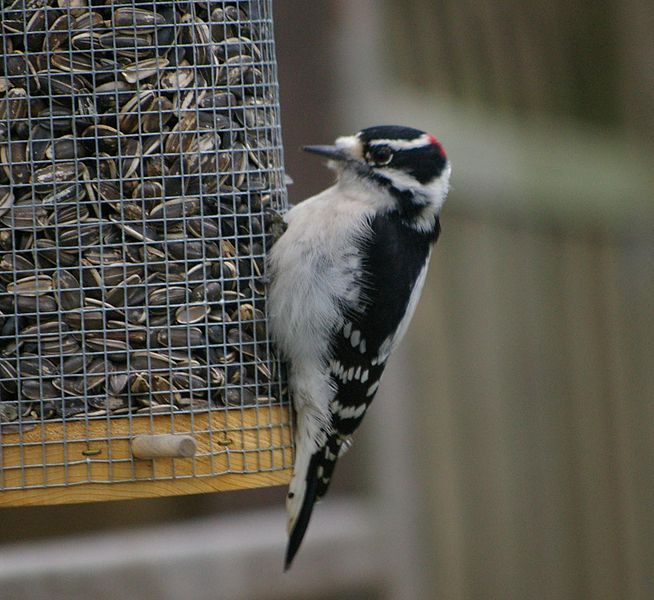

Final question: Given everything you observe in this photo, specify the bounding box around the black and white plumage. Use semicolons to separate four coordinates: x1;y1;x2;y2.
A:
267;125;451;569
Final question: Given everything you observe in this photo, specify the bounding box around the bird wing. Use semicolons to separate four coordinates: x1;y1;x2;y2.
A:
285;213;439;569
318;212;440;495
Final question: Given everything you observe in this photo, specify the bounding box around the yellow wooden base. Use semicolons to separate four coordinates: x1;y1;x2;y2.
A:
0;406;293;507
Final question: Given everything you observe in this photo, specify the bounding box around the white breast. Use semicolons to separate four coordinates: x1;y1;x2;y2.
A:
268;185;371;362
267;185;373;418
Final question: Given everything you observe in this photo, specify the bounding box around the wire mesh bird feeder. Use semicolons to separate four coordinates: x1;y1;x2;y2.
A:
0;0;292;506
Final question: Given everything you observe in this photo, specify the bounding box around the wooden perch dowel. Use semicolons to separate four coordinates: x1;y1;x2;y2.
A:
131;434;197;459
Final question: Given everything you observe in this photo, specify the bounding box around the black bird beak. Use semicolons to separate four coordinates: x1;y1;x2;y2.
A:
302;145;349;161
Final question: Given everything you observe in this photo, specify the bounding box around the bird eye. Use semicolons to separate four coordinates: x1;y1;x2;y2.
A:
367;146;393;166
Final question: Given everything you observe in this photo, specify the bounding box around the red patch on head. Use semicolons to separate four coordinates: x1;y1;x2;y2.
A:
426;133;446;157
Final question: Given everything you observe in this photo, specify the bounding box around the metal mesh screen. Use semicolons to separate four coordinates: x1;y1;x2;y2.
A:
0;0;291;492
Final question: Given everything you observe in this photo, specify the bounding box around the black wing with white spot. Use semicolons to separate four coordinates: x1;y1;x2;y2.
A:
329;212;437;430
317;212;439;497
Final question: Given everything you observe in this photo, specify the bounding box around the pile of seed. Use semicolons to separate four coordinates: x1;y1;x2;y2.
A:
0;0;286;429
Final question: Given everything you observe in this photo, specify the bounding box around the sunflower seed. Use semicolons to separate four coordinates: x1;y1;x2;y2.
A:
0;0;284;421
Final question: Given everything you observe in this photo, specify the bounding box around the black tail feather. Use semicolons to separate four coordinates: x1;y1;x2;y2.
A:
284;451;321;570
284;436;343;570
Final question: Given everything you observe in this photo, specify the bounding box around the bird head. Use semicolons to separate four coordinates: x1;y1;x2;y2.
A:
303;125;451;222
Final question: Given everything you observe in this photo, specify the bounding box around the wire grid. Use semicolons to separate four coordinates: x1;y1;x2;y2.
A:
0;0;292;491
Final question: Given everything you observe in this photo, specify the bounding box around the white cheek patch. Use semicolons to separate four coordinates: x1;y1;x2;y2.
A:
373;162;451;230
374;167;422;191
423;162;451;212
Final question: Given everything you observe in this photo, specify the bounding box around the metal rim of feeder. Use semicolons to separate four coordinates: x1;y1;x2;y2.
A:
0;0;292;502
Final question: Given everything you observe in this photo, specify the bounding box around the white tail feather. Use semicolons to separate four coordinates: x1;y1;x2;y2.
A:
286;438;312;534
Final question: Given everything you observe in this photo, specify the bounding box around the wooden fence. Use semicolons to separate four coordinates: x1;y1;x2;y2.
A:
339;1;654;597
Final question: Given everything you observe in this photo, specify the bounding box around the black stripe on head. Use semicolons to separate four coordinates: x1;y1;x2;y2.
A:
359;125;426;143
358;125;447;184
389;145;448;184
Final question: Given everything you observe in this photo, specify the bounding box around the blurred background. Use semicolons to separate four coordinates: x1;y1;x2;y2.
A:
1;1;653;598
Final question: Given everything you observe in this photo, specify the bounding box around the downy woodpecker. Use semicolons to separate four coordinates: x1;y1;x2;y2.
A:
267;125;451;569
